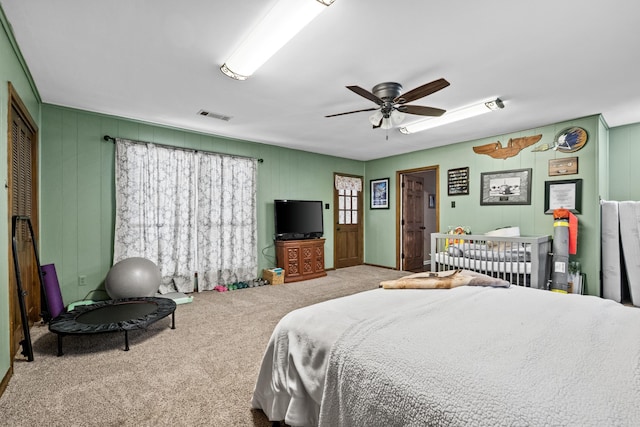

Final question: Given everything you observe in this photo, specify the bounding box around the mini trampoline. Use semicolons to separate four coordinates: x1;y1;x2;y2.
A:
48;297;176;356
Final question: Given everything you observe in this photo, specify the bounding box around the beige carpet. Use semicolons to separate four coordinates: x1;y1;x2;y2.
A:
0;265;405;426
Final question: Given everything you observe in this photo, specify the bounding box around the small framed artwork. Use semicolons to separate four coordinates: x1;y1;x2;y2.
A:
370;177;390;209
480;168;532;206
448;167;469;196
548;157;578;176
428;194;436;209
544;179;583;214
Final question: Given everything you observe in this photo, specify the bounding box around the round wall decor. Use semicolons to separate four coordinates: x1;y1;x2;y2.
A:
555;127;588;153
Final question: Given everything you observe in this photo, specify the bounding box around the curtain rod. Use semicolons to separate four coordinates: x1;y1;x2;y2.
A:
102;135;264;163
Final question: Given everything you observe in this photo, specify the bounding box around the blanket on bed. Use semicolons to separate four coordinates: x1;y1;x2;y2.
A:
319;286;640;426
380;269;510;289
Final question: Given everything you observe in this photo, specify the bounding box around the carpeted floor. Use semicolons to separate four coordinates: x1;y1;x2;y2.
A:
0;265;405;426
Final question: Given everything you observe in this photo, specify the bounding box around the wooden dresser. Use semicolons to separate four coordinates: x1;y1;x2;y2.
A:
275;238;326;282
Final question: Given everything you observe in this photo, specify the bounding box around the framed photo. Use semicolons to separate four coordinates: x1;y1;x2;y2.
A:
428;194;436;209
544;179;582;214
448;167;469;196
480;168;532;206
370;177;389;209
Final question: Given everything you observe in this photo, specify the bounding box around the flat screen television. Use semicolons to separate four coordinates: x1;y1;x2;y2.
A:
274;199;324;240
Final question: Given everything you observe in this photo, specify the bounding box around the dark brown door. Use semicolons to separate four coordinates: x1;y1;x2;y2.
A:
8;83;39;359
334;174;363;268
402;174;425;271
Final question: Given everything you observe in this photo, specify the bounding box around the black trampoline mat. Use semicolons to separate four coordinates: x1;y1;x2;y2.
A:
49;297;176;335
76;301;158;325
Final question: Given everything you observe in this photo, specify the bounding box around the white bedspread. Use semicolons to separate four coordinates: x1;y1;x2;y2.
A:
253;285;640;426
320;286;640;426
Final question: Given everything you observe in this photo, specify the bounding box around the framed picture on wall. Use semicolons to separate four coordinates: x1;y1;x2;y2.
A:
370;177;389;209
448;167;469;195
480;168;532;206
544;179;582;214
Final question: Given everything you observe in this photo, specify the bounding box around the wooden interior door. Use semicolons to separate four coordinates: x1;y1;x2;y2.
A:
334;174;363;269
7;83;39;359
402;174;425;271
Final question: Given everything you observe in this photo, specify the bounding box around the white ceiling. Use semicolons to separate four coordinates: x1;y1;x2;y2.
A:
3;0;640;161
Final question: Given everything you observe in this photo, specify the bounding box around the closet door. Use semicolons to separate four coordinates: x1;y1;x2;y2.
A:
7;83;39;360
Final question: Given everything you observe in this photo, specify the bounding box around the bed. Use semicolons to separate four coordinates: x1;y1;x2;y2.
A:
430;230;552;289
251;271;640;426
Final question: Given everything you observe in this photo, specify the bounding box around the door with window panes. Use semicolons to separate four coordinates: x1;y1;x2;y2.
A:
334;174;363;268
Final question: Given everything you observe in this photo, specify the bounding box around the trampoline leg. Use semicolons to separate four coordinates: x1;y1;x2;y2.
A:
171;311;176;330
124;331;130;351
57;335;64;357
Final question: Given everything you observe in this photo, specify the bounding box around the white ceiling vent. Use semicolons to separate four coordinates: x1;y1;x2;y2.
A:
197;110;232;121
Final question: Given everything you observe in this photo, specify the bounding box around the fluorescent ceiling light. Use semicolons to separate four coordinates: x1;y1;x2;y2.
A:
221;0;335;81
399;98;504;134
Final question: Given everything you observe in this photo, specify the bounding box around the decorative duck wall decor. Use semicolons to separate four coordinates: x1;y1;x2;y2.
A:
472;134;542;159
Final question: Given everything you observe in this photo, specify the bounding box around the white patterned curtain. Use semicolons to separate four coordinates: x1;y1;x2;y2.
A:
113;139;258;294
197;153;257;290
114;139;197;293
335;175;362;192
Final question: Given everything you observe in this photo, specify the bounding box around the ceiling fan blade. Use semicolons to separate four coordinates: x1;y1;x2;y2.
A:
372;118;382;129
394;78;450;104
398;105;446;117
325;107;379;118
346;85;384;105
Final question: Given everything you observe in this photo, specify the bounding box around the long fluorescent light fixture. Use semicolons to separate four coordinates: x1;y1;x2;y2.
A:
221;0;335;81
399;98;504;134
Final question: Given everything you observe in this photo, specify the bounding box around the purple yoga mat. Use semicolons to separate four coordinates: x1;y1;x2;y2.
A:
41;264;64;318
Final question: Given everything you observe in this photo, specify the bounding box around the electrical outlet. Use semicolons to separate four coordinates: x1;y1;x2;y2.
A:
451;201;456;208
78;275;87;286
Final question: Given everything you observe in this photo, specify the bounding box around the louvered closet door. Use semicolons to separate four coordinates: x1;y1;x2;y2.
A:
8;90;39;359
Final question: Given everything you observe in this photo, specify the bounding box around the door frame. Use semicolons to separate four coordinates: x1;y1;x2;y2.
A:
396;166;439;271
6;82;39;367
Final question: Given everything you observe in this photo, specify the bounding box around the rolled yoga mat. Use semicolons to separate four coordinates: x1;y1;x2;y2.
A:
41;264;65;319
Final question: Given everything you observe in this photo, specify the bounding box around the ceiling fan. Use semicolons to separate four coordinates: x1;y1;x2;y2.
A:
325;78;450;130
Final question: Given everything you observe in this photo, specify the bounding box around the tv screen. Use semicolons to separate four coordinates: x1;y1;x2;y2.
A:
274;200;324;240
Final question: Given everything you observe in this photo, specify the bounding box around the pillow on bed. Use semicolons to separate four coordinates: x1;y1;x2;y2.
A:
485;226;520;250
447;246;464;257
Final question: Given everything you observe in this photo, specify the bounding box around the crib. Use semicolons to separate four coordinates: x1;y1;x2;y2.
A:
430;232;552;289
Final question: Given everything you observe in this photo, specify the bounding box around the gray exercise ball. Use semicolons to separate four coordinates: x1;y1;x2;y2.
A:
105;257;161;299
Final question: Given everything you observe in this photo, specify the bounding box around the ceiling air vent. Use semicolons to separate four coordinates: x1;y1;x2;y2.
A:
197;110;232;121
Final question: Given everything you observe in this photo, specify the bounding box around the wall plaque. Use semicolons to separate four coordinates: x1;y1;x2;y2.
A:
448;167;469;196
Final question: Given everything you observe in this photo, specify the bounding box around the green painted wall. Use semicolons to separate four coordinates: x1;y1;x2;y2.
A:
40;104;364;305
364;115;604;296
0;9;41;387
609;122;640;201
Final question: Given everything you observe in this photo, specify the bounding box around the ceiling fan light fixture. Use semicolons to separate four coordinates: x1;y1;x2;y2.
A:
220;0;335;80
369;110;383;126
399;98;504;134
390;109;406;126
381;117;394;130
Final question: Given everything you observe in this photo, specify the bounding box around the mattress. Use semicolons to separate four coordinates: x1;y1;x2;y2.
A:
253;281;640;426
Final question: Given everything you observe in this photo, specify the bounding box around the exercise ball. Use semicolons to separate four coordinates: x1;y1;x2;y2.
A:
105;257;161;299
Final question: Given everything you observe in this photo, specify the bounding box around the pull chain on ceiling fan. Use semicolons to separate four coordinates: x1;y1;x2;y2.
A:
326;78;450;129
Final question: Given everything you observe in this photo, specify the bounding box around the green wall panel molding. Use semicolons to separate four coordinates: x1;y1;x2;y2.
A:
39;104;364;306
364;115;605;296
0;9;42;389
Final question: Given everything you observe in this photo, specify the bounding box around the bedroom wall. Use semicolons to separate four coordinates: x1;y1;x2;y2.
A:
0;9;41;389
609;122;640;200
364;115;604;296
39;104;364;305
